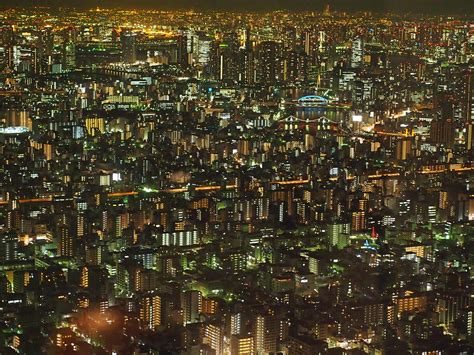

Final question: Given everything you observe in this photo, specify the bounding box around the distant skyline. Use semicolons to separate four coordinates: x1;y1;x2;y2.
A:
7;0;474;15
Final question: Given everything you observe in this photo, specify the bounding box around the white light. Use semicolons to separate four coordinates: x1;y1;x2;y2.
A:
0;126;30;134
112;173;122;182
352;115;363;122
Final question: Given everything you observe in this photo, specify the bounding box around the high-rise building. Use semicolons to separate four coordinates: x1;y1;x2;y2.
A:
302;30;311;57
284;27;297;51
396;138;413;161
182;290;202;324
85;117;105;136
0;231;18;262
176;34;188;66
351;211;366;232
431;118;455;148
465;71;474;152
195;33;212;66
58;224;73;257
258;41;282;84
204;323;223;354
0;24;15;69
466;122;474;152
465;70;474;122
231;334;254;355
62;27;76;70
37;26;54;74
254;314;278;354
430;99;455;148
284;50;307;83
238;48;255;84
214;32;239;81
230;312;242;335
351;38;364;68
365;43;387;68
245;27;252;51
140;293;162;330
327;222;349;247
121;29;137;63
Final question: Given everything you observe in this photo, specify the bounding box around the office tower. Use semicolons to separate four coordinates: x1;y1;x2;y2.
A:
176;34;188;66
209;40;220;79
299;29;318;79
365;43;387;68
37;26;54;73
466;70;474;122
62;27;76;70
284;50;307;83
238;47;255;84
214;32;239;81
430;99;455;148
318;30;327;53
121;29;137;63
284;27;297;51
466;71;474;152
184;29;195;54
245;27;252;51
302;30;311;56
258;41;281;84
196;33;212;66
351;37;364;68
237;28;254;84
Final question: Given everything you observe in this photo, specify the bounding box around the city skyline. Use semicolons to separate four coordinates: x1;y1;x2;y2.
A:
0;4;473;355
7;0;474;14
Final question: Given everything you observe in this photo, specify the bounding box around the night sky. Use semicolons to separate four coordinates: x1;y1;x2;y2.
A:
6;0;474;14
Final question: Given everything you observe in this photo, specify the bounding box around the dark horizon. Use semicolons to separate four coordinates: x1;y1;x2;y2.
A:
6;0;474;15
